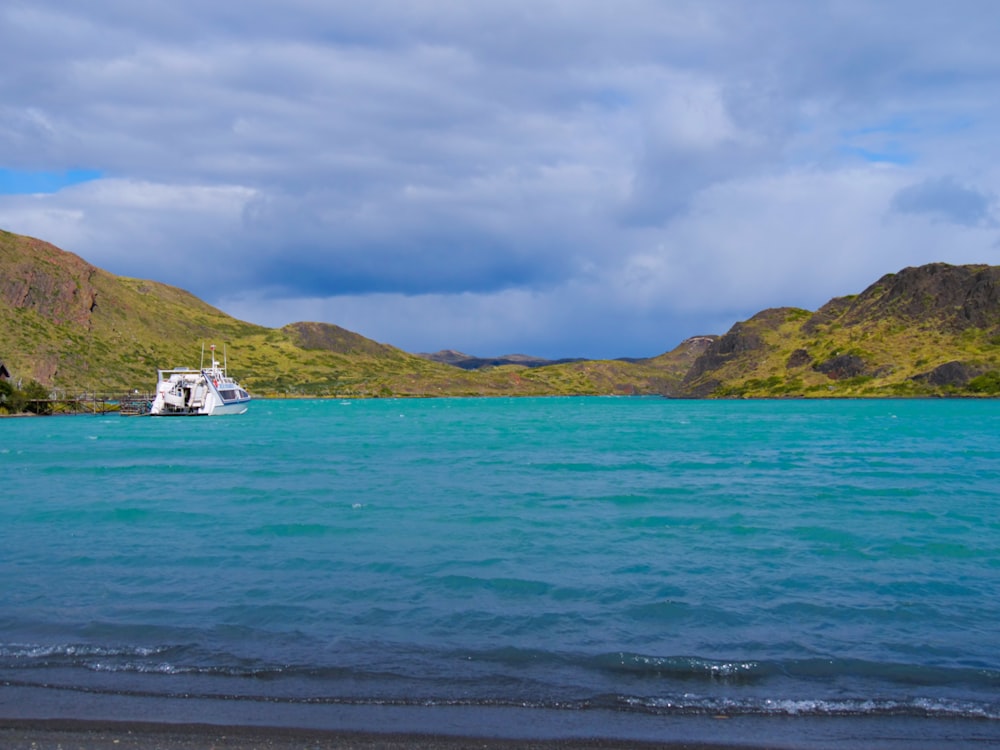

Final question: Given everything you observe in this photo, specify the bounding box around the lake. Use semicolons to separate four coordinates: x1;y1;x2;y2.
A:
2;397;998;748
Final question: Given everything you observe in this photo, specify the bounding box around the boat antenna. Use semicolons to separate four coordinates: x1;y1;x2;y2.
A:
200;342;205;370
224;344;228;374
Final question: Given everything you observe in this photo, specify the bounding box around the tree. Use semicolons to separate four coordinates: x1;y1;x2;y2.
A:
0;379;27;414
22;380;52;415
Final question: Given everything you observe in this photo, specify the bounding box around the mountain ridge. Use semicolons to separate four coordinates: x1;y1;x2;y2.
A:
416;350;587;369
2;228;998;398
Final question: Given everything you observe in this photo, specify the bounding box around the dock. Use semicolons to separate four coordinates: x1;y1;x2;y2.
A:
25;392;154;416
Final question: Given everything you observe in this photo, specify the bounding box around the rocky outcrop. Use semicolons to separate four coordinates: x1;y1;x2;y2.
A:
813;263;1000;332
813;353;868;380
0;233;100;327
685;322;764;381
911;360;979;387
786;349;811;369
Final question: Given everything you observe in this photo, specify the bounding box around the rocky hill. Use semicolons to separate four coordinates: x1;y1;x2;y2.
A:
680;263;1000;397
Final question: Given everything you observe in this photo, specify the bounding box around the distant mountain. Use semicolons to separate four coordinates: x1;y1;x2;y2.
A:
414;349;475;366
417;350;586;369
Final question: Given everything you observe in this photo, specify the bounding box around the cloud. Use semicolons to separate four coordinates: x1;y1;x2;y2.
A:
1;1;1000;358
620;69;775;225
891;177;996;227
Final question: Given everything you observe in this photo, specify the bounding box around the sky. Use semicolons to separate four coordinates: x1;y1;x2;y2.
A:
1;1;999;359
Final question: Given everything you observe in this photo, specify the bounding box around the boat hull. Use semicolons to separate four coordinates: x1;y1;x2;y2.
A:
150;399;249;416
208;398;250;416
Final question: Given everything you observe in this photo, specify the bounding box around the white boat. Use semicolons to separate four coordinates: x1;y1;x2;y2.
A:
149;344;251;416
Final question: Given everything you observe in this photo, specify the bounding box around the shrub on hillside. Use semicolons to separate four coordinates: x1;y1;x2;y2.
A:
968;371;1000;395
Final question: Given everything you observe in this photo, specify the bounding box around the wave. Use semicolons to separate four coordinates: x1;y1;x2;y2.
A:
4;641;999;708
607;694;1000;720
5;641;999;686
592;651;1000;688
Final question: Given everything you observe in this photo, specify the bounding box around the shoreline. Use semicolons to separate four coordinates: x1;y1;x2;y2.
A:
0;719;773;750
4;709;999;750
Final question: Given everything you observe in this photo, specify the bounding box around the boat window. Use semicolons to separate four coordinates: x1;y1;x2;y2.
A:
219;389;238;401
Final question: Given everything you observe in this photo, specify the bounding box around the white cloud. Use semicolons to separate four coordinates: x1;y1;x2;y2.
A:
0;179;256;283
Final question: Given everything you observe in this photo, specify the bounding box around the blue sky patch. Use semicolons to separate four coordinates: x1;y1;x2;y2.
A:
839;117;917;164
0;168;103;195
841;146;914;165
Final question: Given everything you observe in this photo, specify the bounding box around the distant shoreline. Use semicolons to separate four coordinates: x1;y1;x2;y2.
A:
4;391;1000;419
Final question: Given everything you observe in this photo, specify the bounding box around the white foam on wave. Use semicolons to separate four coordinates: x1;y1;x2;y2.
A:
86;660;180;674
627;693;1000;720
0;643;165;659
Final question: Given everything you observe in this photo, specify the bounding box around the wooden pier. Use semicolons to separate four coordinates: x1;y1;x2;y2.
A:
26;392;154;416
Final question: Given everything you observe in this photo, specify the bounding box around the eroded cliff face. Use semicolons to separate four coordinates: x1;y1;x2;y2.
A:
1;233;100;328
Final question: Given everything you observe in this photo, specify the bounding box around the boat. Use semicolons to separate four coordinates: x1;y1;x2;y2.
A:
149;344;251;416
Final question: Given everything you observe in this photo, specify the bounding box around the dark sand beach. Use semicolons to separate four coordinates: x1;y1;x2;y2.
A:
0;720;773;750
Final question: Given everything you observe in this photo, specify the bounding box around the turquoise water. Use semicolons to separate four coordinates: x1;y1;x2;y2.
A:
1;398;999;747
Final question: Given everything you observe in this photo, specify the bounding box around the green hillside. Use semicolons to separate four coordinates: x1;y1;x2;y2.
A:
0;229;686;398
680;264;1000;398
